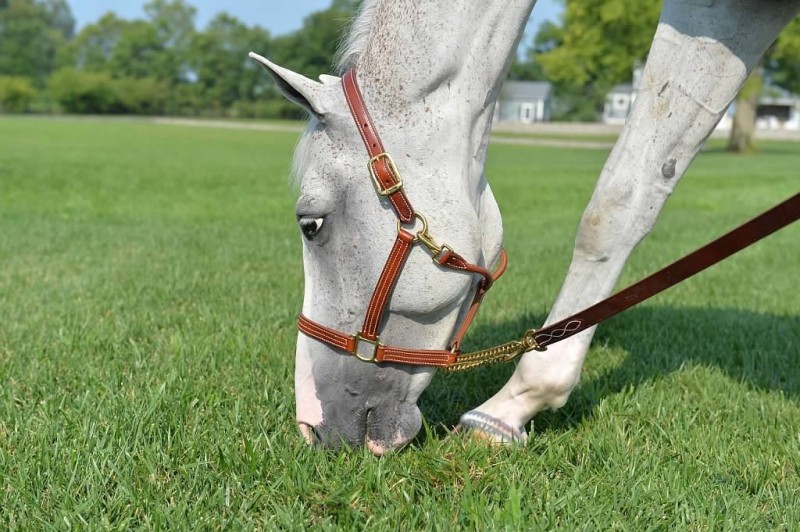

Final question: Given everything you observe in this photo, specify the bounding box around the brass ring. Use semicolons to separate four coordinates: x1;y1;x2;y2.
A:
396;212;428;242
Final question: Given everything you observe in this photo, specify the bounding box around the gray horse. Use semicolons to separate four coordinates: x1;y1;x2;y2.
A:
251;0;799;453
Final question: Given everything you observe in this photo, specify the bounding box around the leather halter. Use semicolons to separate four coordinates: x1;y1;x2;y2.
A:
297;69;506;366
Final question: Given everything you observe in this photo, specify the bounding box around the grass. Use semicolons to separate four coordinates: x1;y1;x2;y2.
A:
1;115;799;529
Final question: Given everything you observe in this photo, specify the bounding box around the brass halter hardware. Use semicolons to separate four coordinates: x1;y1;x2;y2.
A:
353;333;382;362
368;152;404;196
442;328;546;373
396;212;454;263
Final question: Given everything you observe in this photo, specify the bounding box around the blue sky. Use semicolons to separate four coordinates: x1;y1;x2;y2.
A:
70;1;562;42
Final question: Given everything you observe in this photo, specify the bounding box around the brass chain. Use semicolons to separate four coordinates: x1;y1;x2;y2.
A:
442;329;545;373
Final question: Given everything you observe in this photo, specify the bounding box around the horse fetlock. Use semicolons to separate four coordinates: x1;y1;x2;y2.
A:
471;354;583;432
515;364;580;411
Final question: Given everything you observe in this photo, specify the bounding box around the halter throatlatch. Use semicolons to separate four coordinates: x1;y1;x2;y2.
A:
296;69;534;371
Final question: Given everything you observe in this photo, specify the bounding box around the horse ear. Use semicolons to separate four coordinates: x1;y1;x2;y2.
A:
318;74;341;86
249;52;330;120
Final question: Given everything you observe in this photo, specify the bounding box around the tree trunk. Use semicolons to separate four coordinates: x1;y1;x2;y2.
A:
727;70;763;153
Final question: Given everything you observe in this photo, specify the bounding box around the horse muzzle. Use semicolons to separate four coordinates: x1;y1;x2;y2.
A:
298;400;422;455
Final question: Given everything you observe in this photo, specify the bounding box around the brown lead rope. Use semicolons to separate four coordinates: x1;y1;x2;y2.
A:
444;191;800;372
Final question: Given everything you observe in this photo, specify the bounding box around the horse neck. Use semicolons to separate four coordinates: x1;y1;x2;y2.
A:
352;0;535;188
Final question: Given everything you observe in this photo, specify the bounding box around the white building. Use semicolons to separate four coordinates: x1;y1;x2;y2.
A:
754;90;800;131
604;67;800;131
603;83;635;125
494;81;552;123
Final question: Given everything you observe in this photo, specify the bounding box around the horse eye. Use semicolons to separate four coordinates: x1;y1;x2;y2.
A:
299;217;325;239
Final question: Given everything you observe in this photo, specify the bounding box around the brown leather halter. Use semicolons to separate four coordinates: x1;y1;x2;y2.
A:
298;69;508;366
297;68;800;371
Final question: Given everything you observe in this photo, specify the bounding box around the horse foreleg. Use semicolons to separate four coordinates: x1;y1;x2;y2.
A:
461;0;800;443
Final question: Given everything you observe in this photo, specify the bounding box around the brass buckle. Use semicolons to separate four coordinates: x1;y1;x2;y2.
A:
368;153;403;196
354;333;381;362
432;244;454;265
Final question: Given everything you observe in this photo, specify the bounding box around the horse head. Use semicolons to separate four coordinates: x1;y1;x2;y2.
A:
250;53;504;454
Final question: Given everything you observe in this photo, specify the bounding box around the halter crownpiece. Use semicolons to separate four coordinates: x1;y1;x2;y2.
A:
297;68;800;372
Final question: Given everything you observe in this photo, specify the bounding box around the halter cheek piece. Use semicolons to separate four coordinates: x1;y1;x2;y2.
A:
297;69;515;369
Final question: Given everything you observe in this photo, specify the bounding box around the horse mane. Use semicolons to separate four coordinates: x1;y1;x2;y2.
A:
289;124;314;188
334;0;380;73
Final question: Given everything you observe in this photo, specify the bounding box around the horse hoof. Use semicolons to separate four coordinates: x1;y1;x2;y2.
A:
457;410;528;445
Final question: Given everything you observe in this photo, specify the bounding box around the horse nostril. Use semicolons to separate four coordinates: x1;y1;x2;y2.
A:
298;422;318;445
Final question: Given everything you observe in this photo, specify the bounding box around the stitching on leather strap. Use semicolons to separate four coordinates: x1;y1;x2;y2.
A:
362;232;412;337
342;69;413;222
299;315;352;351
343;71;373;150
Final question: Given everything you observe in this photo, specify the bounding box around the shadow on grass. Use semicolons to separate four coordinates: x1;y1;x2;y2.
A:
420;306;800;436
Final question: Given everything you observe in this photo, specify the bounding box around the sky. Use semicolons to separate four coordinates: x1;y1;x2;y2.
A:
70;1;562;42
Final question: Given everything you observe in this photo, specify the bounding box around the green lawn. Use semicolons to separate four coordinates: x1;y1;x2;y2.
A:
1;116;798;529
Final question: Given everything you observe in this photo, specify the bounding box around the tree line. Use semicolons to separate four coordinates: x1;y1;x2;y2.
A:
0;0;358;118
1;0;798;136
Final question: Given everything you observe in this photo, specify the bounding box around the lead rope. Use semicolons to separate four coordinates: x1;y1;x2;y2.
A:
446;190;800;372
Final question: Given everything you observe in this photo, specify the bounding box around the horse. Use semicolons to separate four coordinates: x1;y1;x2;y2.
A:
250;0;799;454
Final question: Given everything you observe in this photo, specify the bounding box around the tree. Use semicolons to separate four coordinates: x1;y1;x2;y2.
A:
110;20;165;80
0;0;75;86
188;12;271;114
0;75;36;112
112;76;167;114
509;19;560;83
508;46;547;82
49;67;117;113
271;2;359;78
142;0;196;84
534;0;661;120
8;0;377;118
56;13;128;73
727;70;763;153
57;1;196;87
39;0;74;40
514;19;601;120
767;17;800;94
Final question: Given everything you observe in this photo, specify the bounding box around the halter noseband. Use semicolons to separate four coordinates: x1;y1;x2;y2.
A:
297;69;509;368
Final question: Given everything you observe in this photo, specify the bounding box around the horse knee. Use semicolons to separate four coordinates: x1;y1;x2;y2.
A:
574;189;668;263
573;204;633;263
